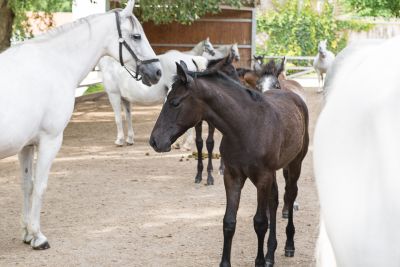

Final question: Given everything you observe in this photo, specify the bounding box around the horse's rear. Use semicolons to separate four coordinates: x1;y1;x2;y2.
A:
314;36;400;266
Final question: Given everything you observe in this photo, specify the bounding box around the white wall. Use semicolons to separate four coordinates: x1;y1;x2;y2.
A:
72;0;109;20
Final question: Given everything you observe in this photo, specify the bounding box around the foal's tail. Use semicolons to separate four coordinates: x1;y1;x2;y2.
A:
315;217;337;267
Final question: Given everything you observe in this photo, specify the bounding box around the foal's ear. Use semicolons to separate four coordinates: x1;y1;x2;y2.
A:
122;0;135;17
176;62;192;84
276;56;285;77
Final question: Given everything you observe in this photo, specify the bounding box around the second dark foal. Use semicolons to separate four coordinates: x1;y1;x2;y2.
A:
150;61;309;267
193;53;240;185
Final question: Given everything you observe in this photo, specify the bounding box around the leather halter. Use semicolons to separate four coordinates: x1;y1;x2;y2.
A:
115;11;159;81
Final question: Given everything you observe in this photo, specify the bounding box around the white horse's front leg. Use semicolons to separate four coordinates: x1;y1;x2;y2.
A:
108;93;125;146
28;134;63;249
316;70;323;93
18;145;35;244
122;98;134;145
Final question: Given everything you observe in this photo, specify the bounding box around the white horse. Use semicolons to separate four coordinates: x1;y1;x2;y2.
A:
313;40;335;92
314;36;400;266
0;0;161;249
203;43;240;62
323;39;384;101
98;51;208;146
183;37;215;56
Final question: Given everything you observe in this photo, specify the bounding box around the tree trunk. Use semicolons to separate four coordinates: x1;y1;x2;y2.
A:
0;0;14;53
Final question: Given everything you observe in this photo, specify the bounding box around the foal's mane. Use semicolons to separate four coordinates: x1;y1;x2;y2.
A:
173;67;263;102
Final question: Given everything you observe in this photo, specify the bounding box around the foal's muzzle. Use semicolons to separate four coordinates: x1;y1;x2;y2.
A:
149;136;171;153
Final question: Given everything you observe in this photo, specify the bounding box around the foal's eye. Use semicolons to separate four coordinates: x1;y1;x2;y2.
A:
170;99;180;108
131;34;141;40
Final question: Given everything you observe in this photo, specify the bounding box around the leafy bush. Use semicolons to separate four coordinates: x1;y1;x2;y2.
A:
256;0;372;56
341;0;400;18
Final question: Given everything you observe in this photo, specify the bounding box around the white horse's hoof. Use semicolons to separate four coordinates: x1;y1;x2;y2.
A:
126;137;134;146
317;88;323;93
22;230;33;244
31;234;50;250
115;139;125;146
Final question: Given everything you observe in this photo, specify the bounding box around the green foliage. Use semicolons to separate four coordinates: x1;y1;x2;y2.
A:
340;0;400;18
257;0;372;57
84;83;104;95
135;0;242;24
8;0;72;40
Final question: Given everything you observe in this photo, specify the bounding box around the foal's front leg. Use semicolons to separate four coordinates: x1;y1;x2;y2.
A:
194;122;203;184
18;145;35;244
206;122;215;185
265;176;279;266
220;169;246;267
28;134;63;249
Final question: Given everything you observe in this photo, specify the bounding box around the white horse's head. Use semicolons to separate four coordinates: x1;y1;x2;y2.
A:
203;37;216;56
106;0;162;86
230;43;240;62
318;40;328;57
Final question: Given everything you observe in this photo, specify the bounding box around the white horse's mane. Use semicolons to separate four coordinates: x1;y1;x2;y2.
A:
14;10;118;47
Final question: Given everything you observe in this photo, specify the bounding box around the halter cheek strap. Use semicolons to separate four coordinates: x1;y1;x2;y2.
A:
115;11;159;81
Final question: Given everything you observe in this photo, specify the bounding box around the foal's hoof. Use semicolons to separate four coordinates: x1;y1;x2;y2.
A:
265;260;274;267
206;176;214;186
284;249;295;257
282;210;289;219
32;241;50;250
194;176;202;184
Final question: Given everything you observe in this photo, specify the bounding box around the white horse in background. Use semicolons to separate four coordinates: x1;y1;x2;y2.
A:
314;36;400;266
0;0;161;249
98;51;208;146
183;37;215;56
313;40;335;92
203;43;240;62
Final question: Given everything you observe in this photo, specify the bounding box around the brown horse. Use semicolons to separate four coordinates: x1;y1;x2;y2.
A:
149;61;309;267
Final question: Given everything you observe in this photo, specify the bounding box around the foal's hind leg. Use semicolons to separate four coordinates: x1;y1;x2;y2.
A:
265;176;279;267
283;161;302;257
252;173;274;267
282;169;299;218
194;122;203;184
18;145;35;244
122;98;134;145
206;122;215;185
28;134;63;249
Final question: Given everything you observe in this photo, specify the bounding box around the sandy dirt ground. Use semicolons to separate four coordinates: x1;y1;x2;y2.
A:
0;88;323;267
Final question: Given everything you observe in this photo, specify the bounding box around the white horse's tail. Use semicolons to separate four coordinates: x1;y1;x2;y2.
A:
316;217;337;267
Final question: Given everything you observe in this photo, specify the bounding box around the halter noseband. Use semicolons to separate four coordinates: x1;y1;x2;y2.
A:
115;11;159;81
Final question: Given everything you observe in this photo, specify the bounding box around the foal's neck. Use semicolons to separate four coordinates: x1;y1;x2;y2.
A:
196;76;261;139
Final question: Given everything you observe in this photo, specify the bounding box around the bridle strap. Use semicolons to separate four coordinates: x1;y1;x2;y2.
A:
114;11;159;81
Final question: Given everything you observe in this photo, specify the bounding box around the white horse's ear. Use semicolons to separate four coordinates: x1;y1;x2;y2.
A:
121;0;135;17
206;37;210;42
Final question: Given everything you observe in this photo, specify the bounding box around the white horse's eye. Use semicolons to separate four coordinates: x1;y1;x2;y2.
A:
131;34;141;40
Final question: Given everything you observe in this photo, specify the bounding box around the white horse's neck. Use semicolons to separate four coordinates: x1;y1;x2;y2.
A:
190;41;204;55
30;13;116;87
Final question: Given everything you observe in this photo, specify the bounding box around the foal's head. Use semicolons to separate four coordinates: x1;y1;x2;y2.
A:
207;52;240;81
149;62;202;152
256;57;285;92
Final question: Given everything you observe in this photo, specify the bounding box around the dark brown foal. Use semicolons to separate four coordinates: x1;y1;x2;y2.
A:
193;53;240;185
149;61;309;267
